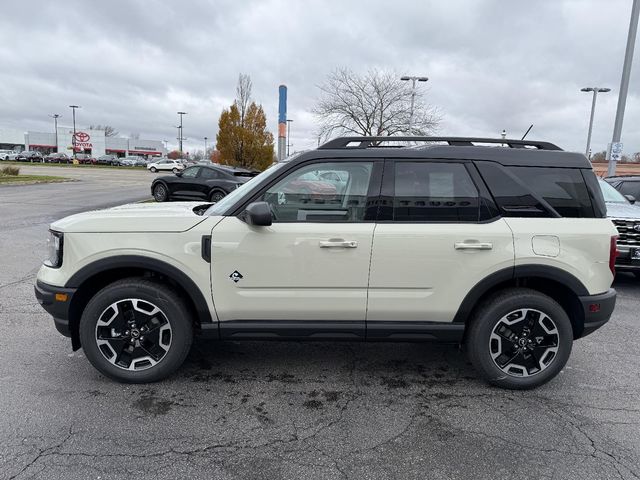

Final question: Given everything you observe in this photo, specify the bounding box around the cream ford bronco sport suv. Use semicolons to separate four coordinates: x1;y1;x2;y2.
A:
35;136;618;389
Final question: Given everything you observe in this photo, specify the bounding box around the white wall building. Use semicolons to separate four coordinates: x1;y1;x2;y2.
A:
2;126;166;158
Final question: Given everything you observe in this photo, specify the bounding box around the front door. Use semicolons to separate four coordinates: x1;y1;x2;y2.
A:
169;166;203;198
210;160;381;335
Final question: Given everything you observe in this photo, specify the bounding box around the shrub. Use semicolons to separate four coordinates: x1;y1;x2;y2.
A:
1;165;20;176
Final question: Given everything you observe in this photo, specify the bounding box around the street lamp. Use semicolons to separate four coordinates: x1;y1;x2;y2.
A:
68;105;80;159
286;119;293;156
49;114;61;153
581;87;611;159
400;76;429;136
204;136;208;157
177;112;187;153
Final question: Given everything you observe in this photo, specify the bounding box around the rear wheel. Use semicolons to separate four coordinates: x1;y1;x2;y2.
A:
79;279;193;383
153;183;169;202
209;189;226;202
466;288;573;389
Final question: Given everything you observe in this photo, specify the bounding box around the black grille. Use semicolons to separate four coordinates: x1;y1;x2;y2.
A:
612;219;640;246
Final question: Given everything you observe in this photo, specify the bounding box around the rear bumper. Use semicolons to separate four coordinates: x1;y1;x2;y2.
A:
34;280;76;338
578;288;616;338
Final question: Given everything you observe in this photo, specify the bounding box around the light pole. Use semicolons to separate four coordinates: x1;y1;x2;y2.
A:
606;0;639;176
400;75;428;135
581;87;610;159
49;114;60;152
204;136;208;158
286;119;293;156
68;105;80;159
177;111;187;153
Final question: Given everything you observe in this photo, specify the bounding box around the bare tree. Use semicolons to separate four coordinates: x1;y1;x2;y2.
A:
90;125;119;137
313;68;440;141
236;73;253;124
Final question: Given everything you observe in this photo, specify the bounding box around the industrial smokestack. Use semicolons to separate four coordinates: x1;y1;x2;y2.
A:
277;85;287;161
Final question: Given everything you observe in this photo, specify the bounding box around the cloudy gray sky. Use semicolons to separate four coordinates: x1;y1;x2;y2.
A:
1;0;638;155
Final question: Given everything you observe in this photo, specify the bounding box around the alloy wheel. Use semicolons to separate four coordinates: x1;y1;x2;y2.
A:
95;299;172;371
489;308;559;377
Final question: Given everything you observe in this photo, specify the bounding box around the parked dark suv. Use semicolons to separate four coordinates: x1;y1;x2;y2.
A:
606;175;640;203
151;164;258;202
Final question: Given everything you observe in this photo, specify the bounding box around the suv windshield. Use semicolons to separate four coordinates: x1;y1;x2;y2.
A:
206;163;285;216
599;178;628;204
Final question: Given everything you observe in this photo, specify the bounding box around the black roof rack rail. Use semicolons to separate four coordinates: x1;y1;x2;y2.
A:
318;136;562;151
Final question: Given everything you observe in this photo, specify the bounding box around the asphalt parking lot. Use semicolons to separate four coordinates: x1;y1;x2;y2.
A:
1;166;639;480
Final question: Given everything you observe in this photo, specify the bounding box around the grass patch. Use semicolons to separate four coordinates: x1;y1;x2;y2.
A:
0;175;70;185
1;165;20;175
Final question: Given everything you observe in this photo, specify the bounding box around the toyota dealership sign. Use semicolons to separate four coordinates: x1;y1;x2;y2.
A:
73;131;92;150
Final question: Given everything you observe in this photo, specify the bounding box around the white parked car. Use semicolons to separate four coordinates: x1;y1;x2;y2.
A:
0;149;15;160
147;159;185;173
35;136;617;388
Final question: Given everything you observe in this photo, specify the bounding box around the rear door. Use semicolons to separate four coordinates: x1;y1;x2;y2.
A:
367;160;514;325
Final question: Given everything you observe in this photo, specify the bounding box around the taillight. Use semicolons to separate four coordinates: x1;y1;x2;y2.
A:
609;236;619;276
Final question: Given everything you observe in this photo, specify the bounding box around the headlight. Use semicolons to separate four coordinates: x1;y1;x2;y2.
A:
45;230;64;268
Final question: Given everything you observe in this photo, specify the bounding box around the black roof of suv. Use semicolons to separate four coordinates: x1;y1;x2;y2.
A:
288;136;591;169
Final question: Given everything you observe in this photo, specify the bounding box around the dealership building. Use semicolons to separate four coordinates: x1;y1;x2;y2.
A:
0;126;167;158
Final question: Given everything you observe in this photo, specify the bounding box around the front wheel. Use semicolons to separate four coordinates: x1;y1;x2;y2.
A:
465;288;573;390
153;183;169;202
79;279;193;383
172;167;178;173
149;166;157;172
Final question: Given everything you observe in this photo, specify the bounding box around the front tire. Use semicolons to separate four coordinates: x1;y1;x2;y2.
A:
153;183;169;202
466;288;573;390
79;279;193;383
150;166;157;172
172;167;178;173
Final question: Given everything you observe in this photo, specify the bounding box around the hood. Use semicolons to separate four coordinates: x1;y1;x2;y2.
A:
51;202;213;233
606;201;640;220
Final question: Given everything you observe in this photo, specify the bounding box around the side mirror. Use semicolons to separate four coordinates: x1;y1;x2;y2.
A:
244;201;272;226
625;194;636;204
175;171;183;177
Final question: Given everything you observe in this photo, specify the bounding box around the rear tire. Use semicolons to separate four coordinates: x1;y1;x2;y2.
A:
466;288;573;390
209;190;226;202
79;278;193;383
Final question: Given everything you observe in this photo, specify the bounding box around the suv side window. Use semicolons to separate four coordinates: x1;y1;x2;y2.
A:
260;162;374;222
181;167;200;178
617;181;640;198
393;162;480;222
200;168;220;180
508;167;594;217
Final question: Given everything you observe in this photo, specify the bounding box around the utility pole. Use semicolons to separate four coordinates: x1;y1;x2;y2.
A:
177;111;187;154
68;105;80;159
607;0;639;176
581;87;610;159
400;75;428;135
49;114;60;152
286;119;293;156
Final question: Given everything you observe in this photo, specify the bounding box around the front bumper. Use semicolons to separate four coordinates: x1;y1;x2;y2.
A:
615;246;640;272
578;288;616;338
34;280;76;338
